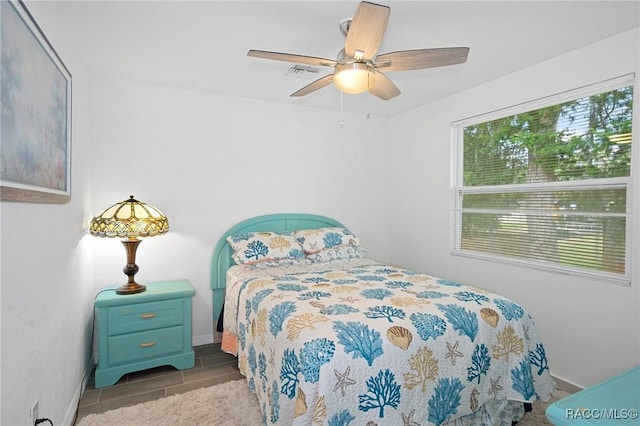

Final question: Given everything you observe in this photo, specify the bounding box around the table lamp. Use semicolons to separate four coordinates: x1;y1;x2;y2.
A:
89;195;169;294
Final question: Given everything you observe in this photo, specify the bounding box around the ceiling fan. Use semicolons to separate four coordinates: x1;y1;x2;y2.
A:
247;1;469;101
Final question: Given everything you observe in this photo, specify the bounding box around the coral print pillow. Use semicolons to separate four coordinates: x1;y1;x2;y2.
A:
227;232;305;265
294;227;361;254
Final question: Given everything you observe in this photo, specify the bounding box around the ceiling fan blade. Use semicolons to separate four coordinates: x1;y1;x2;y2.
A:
248;50;337;67
375;47;469;71
290;74;335;97
369;71;400;101
344;1;390;60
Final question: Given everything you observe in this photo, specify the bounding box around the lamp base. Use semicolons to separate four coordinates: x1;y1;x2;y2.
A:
116;282;146;295
118;239;146;295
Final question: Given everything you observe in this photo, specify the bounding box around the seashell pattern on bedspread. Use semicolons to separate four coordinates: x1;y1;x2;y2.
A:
223;259;555;425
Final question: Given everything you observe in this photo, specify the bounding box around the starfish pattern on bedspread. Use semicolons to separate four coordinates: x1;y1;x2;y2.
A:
402;409;421;426
489;376;504;398
445;340;464;365
333;366;356;396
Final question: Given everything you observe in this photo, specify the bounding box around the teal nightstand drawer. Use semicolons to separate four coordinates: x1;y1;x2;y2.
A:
108;325;185;365
107;299;183;335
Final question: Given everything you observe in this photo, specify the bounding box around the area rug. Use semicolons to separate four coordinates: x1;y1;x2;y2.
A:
77;379;567;425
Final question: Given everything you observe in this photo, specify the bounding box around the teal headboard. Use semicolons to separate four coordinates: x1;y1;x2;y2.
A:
210;213;346;334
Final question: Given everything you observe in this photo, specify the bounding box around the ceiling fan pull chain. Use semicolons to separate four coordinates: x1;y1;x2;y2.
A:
340;91;344;130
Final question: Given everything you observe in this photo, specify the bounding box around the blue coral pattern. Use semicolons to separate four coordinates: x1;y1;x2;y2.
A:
229;261;554;425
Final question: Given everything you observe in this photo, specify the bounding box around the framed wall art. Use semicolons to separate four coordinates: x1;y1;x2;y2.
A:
1;0;72;203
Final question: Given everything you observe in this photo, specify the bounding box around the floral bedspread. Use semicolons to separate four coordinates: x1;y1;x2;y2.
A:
224;259;555;425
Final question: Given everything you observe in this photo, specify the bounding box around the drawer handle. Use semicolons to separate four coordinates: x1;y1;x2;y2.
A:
140;313;157;319
139;341;156;348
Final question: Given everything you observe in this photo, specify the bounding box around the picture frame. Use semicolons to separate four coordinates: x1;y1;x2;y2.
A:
1;0;72;203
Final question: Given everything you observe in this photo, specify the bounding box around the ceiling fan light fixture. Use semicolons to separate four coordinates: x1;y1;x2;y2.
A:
333;62;374;94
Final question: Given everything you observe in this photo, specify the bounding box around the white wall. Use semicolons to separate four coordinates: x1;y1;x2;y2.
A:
0;4;95;425
388;28;640;389
87;78;392;345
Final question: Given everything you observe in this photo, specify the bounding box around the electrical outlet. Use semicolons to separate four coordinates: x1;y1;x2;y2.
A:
31;400;39;425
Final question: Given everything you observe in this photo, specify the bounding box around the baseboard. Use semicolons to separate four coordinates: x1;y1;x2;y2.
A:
192;333;215;347
63;353;95;426
552;374;583;394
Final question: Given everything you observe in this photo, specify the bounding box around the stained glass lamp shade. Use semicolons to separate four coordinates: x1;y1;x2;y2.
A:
90;196;169;294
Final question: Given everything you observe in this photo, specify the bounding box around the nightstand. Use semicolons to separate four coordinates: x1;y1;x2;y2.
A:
94;279;196;388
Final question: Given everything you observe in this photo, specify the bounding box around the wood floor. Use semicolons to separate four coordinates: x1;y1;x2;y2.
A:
74;343;242;424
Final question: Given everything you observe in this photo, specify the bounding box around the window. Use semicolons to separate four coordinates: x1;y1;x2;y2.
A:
451;75;634;285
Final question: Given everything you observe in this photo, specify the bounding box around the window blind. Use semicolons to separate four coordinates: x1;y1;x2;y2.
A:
451;75;634;284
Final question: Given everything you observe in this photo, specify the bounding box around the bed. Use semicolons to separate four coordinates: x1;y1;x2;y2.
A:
211;213;555;425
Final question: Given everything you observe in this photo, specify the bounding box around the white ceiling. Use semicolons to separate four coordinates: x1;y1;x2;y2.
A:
38;0;640;117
